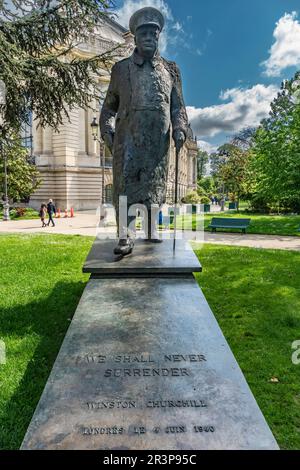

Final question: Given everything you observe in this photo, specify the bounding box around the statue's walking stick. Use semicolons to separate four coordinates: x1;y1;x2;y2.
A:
173;146;180;253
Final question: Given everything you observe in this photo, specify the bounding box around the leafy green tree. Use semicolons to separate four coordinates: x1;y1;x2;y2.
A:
248;72;300;213
0;137;41;202
210;144;237;196
199;176;216;195
209;145;231;179
217;144;249;210
0;0;116;139
231;127;256;151
265;72;300;130
197;150;209;180
197;185;206;196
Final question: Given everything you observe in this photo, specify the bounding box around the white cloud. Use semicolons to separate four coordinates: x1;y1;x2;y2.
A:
115;0;174;53
197;140;218;154
187;84;278;139
262;11;300;77
173;21;183;32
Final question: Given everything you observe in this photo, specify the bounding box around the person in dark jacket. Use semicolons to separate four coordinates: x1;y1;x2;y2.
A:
47;199;56;227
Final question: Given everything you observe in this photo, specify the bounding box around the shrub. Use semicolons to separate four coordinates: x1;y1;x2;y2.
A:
15;207;26;217
182;191;202;204
228;193;237;202
201;196;211;204
197;186;206;196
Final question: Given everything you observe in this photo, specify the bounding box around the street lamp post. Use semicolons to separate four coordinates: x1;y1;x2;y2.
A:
0;137;10;221
3;152;10;221
101;141;106;205
91;117;106;218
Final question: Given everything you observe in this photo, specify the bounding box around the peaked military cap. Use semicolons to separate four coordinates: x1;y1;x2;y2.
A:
129;7;165;35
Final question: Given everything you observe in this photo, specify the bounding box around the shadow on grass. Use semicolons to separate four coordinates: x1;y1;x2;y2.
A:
0;280;87;450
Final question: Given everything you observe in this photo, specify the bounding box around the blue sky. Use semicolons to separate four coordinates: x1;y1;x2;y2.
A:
113;0;300;152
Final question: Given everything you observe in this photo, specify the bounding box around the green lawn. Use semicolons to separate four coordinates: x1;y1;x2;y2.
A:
204;212;300;236
175;212;300;236
0;234;300;449
0;233;93;450
194;244;300;450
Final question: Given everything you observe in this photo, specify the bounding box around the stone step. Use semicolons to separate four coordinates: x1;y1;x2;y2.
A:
83;239;202;276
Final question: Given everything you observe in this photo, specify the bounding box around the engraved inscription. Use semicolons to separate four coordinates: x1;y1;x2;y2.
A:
194;426;215;433
104;368;190;377
81;424;216;436
147;399;207;408
133;426;146;435
77;352;212;444
75;353;207;380
85;399;207;410
83;427;124;435
77;354;155;364
87;401;137;410
166;425;187;434
76;353;207;365
164;355;206;363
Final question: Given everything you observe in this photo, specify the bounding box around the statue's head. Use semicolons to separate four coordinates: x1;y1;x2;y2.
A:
135;24;160;57
129;7;164;58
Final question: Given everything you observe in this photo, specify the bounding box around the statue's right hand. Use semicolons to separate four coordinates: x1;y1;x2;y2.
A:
103;133;114;153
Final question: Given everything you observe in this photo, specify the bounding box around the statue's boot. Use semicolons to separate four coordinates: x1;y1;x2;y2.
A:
114;238;135;257
146;230;163;243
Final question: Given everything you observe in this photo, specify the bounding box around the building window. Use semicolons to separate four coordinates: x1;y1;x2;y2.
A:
21;112;33;160
105;184;113;204
192;158;196;184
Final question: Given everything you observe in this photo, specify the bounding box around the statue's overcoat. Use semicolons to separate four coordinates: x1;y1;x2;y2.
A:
100;49;188;211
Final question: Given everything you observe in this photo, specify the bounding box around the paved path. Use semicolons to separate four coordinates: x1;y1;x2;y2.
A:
0;213;300;251
0;213;100;237
200;232;300;251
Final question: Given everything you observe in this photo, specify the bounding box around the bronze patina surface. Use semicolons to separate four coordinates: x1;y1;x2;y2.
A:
100;7;188;248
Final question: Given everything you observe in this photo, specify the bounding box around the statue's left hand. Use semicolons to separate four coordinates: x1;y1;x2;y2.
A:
174;130;185;152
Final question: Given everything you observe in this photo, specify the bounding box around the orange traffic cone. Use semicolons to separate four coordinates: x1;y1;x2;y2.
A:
70;207;74;218
57;208;61;218
64;209;68;218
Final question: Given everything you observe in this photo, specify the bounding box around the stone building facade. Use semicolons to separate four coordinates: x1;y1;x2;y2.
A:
30;17;198;211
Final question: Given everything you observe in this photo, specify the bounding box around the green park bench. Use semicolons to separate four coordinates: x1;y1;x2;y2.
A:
209;217;251;234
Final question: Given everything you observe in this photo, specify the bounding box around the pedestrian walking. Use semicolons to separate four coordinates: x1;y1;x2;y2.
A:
39;204;47;227
47;199;56;227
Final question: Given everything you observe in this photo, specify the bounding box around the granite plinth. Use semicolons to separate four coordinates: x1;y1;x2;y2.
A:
83;239;202;276
21;277;278;450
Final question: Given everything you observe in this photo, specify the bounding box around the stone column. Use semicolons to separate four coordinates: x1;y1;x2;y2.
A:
42;126;53;155
194;157;197;183
78;108;87;155
188;156;193;185
32;122;43;155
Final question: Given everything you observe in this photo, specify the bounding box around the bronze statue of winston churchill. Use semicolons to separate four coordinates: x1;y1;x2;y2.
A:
100;7;189;257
